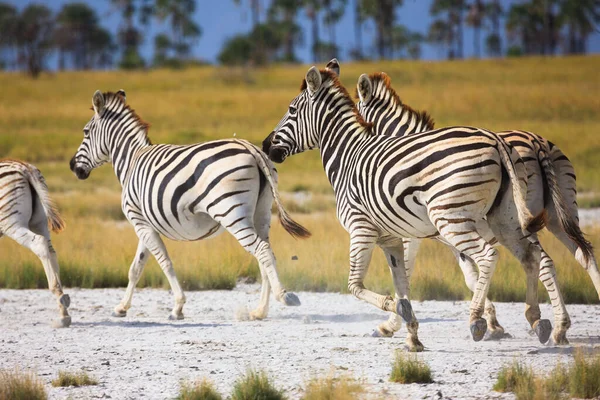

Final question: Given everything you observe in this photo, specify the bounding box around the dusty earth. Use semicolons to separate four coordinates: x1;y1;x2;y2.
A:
1;286;599;400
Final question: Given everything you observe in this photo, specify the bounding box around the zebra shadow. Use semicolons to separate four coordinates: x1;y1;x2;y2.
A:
275;313;461;324
71;320;229;329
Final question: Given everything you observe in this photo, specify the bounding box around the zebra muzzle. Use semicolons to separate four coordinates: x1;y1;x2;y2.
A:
70;157;90;180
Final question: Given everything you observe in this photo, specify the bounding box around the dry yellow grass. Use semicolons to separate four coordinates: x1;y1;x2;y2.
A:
0;56;599;302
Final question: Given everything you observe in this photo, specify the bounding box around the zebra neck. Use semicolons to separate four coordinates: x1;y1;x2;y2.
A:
319;113;372;193
110;127;151;186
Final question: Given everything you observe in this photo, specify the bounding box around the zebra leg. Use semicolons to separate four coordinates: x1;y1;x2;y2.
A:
437;223;498;342
112;240;150;317
347;229;396;314
138;229;186;320
379;242;424;352
6;225;71;328
536;242;570;345
449;247;505;339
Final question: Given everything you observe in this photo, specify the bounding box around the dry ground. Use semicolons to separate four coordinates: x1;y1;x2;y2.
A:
1;286;599;399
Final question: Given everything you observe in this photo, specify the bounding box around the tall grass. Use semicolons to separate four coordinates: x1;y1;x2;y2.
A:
51;370;98;387
0;369;47;400
0;211;598;303
177;379;223;400
302;375;364;400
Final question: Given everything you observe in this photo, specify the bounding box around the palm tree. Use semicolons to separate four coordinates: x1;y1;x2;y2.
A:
466;0;484;58
155;0;202;61
0;3;18;69
428;19;454;58
304;0;321;62
484;0;502;57
322;0;346;58
111;0;152;69
431;0;466;59
559;0;600;54
359;0;403;59
16;4;54;77
268;0;303;62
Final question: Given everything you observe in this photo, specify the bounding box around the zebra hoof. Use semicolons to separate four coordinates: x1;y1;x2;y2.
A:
533;319;552;344
551;330;569;345
168;313;184;321
282;292;301;306
111;310;127;318
407;337;424;352
485;325;506;341
59;294;71;309
470;318;487;342
52;316;71;328
372;325;394;338
396;298;414;323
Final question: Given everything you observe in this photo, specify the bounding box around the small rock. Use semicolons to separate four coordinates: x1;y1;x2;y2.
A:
101;360;110;366
291;255;298;261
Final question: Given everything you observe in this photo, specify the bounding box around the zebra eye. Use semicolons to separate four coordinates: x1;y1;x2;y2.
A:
288;106;297;115
83;129;89;137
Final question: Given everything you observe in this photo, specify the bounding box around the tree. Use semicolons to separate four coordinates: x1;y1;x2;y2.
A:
155;0;202;62
427;19;454;58
359;0;404;59
391;24;423;59
304;0;322;62
268;0;302;62
111;0;152;69
484;0;502;57
0;2;18;69
15;4;54;77
351;0;366;59
54;3;114;70
430;0;466;59
466;0;484;58
559;0;600;54
218;23;281;66
322;0;346;58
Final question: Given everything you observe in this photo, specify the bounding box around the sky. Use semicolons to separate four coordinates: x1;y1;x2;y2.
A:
8;0;600;67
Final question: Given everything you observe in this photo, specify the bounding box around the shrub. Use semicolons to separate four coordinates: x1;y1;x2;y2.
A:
569;350;600;398
390;352;433;384
231;369;285;400
51;370;98;387
177;378;222;400
302;375;363;400
0;368;47;400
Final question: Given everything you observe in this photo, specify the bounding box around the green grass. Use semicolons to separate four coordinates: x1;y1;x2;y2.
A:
569;349;600;398
301;375;364;400
0;369;47;400
390;352;433;384
51;371;98;387
177;379;223;400
231;369;285;400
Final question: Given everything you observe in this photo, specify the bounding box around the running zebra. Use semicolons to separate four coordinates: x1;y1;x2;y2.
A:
70;90;309;321
0;159;71;327
353;67;598;345
262;65;549;350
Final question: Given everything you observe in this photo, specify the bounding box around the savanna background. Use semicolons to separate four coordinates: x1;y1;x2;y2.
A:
1;0;599;305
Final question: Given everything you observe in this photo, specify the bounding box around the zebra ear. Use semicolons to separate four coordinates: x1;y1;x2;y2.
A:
357;74;373;103
305;66;322;95
117;89;126;101
325;58;340;76
92;90;105;115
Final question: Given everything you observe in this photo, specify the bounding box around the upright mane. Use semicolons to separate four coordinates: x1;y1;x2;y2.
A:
99;91;152;144
300;70;374;132
362;72;435;131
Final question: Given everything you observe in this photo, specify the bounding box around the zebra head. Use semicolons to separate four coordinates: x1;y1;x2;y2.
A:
70;90;126;179
263;65;339;163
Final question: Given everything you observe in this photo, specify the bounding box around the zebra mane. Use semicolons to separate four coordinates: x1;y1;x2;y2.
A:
361;72;435;131
300;69;374;132
100;91;153;144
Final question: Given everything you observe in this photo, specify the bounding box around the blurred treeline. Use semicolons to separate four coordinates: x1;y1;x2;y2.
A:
0;0;598;77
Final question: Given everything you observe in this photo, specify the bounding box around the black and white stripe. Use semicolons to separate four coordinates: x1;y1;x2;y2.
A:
263;65;550;349
70;90;309;321
355;70;598;344
0;159;71;327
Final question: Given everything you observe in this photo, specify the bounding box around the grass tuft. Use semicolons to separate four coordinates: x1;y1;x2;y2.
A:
493;360;535;394
0;368;47;400
177;378;222;400
51;370;98;387
231;369;286;400
390;352;433;384
301;375;364;400
569;349;600;398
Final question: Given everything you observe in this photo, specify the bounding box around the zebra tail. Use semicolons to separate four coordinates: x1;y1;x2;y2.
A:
233;139;311;239
494;135;538;234
23;165;65;233
536;141;594;264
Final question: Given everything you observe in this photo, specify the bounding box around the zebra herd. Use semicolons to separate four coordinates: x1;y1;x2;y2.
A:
2;58;598;351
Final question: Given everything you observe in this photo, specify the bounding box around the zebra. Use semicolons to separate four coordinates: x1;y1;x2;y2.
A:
352;67;598;345
69;90;310;321
0;159;71;328
262;65;551;351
